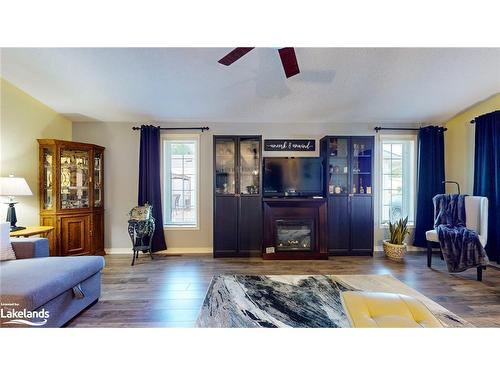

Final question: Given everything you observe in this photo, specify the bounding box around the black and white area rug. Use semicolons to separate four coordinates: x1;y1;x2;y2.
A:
195;274;471;328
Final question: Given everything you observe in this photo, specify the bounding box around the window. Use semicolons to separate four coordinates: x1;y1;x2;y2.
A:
162;135;199;228
380;136;416;226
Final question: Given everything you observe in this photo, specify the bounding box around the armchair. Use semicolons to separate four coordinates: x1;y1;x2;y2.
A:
425;196;488;281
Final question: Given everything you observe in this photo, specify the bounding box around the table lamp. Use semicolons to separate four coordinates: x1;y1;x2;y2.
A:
0;175;33;232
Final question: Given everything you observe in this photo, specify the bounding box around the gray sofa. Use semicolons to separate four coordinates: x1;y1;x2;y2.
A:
0;238;104;327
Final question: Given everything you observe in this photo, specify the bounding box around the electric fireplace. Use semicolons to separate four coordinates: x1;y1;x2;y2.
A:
275;219;313;251
262;198;328;260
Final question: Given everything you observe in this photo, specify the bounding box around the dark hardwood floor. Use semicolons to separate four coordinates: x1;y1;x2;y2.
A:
67;252;500;327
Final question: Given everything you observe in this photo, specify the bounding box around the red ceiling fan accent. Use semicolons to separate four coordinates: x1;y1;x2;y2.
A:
218;47;255;66
218;47;300;79
278;47;300;78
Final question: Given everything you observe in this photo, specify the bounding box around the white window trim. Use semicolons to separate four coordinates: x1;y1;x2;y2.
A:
378;133;417;229
160;133;201;230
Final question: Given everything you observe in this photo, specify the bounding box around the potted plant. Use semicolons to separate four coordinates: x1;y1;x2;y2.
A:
383;217;410;262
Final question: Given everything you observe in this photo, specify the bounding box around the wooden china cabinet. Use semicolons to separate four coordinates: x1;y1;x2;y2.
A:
38;139;105;256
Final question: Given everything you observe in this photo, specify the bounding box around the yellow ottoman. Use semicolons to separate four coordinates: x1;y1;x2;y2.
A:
341;291;443;328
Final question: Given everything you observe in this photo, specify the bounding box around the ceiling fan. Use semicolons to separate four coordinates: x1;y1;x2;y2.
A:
218;47;300;78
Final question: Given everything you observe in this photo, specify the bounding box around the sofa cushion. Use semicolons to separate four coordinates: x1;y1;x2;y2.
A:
0;256;104;310
341;291;443;328
11;238;49;259
0;222;16;261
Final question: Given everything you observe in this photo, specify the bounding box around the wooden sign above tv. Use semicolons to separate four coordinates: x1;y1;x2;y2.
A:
264;139;316;152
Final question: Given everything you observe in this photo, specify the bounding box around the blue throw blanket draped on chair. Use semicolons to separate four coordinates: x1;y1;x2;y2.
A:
434;194;488;272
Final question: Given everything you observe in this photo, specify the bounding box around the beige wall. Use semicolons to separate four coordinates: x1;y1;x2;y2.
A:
444;93;500;194
2;75;497;254
0;78;72;226
72;121;419;253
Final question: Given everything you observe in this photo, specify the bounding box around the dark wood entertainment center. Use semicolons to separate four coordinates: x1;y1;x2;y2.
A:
213;135;374;259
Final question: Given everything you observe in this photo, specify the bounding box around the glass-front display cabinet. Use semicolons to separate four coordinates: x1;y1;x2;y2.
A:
324;136;373;196
213;136;262;257
239;137;261;195
215;138;236;195
326;137;349;195
38;139;105;256
351;138;373;195
60;148;90;209
320;136;374;256
93;149;103;207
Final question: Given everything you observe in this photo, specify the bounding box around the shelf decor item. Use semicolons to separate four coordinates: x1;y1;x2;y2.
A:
0;175;33;231
353;143;359;156
383;216;410;262
264;139;315;152
38;139;105;256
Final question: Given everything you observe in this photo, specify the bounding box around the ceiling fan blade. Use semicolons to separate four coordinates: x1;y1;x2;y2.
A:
278;47;300;78
218;47;255;66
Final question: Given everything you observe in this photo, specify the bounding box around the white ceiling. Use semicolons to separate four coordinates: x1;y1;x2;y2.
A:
1;48;499;124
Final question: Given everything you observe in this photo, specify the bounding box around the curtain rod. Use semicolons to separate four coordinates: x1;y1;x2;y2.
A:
374;126;447;133
470;120;475;124
132;126;209;132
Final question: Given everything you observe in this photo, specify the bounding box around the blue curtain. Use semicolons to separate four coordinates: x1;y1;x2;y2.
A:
413;126;445;247
473;110;500;262
138;125;167;252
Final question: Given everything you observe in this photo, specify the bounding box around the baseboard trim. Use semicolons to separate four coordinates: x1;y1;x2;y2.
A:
105;247;213;255
106;246;425;255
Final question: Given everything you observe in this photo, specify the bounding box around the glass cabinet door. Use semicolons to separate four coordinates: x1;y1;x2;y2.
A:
60;149;90;208
215;138;236;195
239;137;260;195
351;138;373;195
327;137;349;195
93;150;103;207
42;147;54;209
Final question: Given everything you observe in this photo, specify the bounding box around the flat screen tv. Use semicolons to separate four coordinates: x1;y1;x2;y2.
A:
263;157;323;197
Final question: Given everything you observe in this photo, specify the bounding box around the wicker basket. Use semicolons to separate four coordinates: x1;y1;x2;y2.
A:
383;240;407;262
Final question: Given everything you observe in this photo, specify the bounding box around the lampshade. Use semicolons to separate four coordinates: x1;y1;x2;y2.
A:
0;176;33;196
